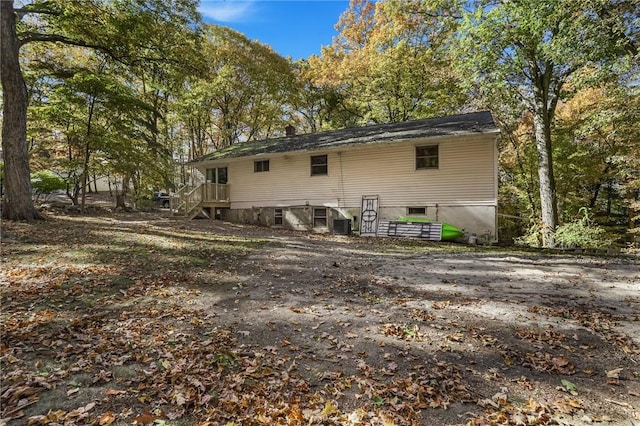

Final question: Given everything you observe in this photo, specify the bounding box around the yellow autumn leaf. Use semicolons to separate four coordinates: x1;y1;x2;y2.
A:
321;400;340;418
382;415;398;426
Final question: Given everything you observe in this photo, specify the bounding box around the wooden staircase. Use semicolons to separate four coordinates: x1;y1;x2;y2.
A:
170;183;230;218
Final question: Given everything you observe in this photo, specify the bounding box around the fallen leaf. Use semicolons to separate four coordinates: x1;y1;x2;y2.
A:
561;379;578;395
553;396;583;414
320;401;340;418
133;412;161;424
99;412;116;425
606;368;623;378
447;332;464;342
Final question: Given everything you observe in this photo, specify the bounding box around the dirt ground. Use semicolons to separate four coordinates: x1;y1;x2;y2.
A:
1;205;639;425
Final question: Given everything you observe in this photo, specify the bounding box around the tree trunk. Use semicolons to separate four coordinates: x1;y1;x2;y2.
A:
115;174;130;210
115;194;127;210
589;183;602;209
79;96;96;214
533;110;558;247
1;0;41;221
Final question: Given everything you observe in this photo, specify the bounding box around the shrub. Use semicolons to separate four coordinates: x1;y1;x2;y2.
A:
513;222;543;248
31;170;66;201
554;207;614;249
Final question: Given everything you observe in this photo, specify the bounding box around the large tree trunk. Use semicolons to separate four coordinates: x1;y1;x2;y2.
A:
79;96;96;214
1;0;41;221
533;109;558;248
115;174;130;210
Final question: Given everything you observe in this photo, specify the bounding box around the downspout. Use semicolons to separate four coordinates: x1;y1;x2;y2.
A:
338;152;346;208
494;134;500;242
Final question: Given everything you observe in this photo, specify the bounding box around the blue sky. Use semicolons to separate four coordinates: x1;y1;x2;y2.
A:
198;0;350;59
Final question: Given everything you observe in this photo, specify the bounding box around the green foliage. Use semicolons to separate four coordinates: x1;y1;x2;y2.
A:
168;24;299;165
555;208;614;249
31;170;66;199
515;208;615;249
10;0;204;211
453;0;638;247
513;223;543;249
210;351;237;367
307;0;466;128
553;85;639;221
292;58;361;132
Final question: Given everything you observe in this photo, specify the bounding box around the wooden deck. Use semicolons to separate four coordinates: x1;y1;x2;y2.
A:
170;183;230;217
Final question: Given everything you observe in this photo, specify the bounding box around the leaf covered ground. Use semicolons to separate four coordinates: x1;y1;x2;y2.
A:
1;209;639;425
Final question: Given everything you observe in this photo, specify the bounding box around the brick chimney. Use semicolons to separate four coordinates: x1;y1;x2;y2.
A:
285;125;296;136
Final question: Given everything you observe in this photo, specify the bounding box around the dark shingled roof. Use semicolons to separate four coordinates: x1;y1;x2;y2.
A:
191;110;498;163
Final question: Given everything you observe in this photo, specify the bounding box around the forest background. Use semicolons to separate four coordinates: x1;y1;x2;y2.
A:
1;0;639;249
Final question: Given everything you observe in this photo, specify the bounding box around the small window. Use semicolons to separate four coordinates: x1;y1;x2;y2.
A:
407;207;427;215
313;208;327;227
254;160;269;173
416;145;439;169
274;208;283;226
310;155;328;176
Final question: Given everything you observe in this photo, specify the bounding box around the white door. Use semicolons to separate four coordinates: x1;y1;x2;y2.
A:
360;196;379;237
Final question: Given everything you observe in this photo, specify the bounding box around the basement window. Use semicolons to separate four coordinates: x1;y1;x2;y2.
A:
407;207;427;215
274;208;283;226
310;155;328;176
416;145;439;169
313;208;327;227
254;160;270;172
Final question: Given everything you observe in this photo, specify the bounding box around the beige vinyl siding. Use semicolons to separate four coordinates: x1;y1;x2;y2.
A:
201;133;497;210
338;136;496;207
226;154;342;207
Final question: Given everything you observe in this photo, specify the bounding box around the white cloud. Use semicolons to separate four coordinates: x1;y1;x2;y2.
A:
198;1;257;23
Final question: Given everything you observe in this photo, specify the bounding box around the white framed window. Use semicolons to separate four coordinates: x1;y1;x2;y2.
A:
254;160;269;172
416;145;439;169
274;208;283;226
310;155;328;176
313;208;327;227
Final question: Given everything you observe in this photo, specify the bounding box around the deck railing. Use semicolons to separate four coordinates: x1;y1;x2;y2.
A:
170;183;230;216
202;183;230;202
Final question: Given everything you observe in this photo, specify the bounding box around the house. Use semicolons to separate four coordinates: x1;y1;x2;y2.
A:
181;110;500;242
